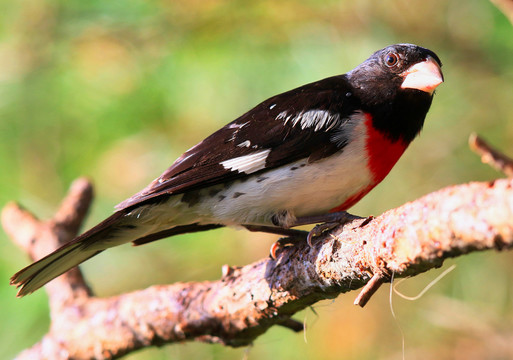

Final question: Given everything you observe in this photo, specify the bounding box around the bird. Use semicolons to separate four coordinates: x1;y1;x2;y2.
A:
11;43;443;297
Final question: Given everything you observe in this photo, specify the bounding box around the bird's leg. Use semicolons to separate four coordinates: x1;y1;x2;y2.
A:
244;211;368;258
243;224;309;238
290;211;365;247
290;211;363;227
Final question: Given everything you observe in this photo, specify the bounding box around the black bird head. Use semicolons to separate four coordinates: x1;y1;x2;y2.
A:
348;43;444;143
348;43;443;105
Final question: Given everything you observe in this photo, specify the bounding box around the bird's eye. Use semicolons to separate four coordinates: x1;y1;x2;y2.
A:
385;53;399;67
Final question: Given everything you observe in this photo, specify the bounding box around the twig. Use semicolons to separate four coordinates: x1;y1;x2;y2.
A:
490;0;513;25
469;133;513;177
277;319;304;332
2;178;94;310
354;273;385;307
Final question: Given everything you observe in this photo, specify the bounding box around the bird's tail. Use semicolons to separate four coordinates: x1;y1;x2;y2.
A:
11;242;102;297
11;208;225;297
10;211;138;297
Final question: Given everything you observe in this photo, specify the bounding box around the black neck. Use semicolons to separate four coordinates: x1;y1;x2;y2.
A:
366;90;433;144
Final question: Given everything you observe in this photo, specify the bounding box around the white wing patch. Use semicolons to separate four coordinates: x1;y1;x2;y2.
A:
237;140;251;148
277;109;341;131
220;149;271;174
228;121;249;129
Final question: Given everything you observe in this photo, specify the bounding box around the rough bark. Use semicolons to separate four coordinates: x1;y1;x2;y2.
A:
4;135;513;359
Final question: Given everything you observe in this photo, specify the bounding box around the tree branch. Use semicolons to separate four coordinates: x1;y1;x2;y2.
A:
490;0;513;25
469;133;513;177
3;178;94;310
4;140;513;359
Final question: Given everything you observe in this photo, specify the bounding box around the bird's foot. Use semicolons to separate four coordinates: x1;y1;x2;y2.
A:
243;212;372;257
307;222;340;247
292;211;367;247
269;236;304;259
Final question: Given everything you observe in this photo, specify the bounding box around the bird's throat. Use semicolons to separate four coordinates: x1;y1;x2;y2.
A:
364;113;408;184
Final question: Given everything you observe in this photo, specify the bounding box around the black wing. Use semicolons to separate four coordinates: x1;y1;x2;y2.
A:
116;75;361;210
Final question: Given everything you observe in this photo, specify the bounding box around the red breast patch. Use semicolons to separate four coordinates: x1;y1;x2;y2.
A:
330;113;407;213
364;113;407;183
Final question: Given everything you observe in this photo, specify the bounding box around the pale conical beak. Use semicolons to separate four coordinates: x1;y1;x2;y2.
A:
400;56;443;95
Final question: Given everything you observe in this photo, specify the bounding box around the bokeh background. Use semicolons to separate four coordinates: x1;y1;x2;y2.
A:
2;0;513;359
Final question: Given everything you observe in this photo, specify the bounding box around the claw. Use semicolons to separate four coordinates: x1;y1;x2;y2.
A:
301;211;368;247
269;241;280;259
360;215;374;227
307;222;340;247
269;236;301;259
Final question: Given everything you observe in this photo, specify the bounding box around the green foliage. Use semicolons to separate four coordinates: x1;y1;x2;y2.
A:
2;0;513;359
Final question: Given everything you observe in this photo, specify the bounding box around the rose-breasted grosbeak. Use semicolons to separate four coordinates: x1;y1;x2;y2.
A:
11;43;443;296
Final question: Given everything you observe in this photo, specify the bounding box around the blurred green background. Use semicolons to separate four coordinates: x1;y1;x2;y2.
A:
2;0;513;359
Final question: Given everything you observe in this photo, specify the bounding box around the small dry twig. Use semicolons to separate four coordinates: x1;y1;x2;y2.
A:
490;0;513;25
469;133;513;177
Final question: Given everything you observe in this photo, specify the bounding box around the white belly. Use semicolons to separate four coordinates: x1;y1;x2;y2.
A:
194;121;373;225
130;121;373;229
